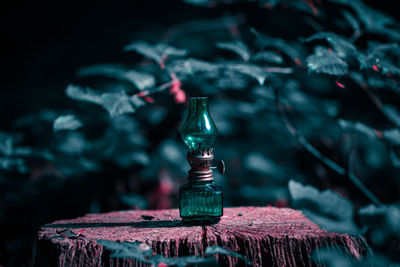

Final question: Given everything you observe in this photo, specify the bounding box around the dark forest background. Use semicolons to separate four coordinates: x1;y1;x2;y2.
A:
1;0;400;266
1;0;396;125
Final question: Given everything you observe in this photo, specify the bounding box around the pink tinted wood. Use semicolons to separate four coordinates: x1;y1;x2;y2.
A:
36;207;368;266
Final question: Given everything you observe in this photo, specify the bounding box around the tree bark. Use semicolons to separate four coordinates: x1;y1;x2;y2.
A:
35;207;368;266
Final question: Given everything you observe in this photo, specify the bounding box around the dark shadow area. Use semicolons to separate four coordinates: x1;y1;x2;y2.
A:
42;220;185;229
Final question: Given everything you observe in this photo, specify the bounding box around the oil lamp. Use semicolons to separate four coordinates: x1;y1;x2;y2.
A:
179;97;225;225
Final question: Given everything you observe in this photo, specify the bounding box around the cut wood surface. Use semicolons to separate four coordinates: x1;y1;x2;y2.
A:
35;207;368;266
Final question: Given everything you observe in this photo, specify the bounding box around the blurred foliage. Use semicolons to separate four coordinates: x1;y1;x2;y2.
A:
98;239;252;266
1;0;400;265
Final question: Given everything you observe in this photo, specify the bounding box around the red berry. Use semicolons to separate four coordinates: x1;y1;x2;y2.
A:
174;89;186;104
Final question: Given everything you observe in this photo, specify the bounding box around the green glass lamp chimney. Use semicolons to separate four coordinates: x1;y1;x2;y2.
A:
179;97;224;225
181;97;218;152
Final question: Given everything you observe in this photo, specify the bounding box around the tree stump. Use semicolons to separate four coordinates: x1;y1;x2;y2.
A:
35;207;368;266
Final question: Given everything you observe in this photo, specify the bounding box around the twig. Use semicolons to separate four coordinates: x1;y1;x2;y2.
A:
274;88;382;205
133;80;175;98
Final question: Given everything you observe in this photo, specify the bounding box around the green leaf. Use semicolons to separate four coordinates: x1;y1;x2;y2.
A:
78;64;156;90
125;41;162;62
311;246;357;267
382;104;400;128
101;91;136;117
338;119;377;139
123;71;156;90
98;240;153;263
56;132;86;155
341;10;360;33
380;42;400;54
339;119;400;146
124;41;187;64
153;255;217;267
115;151;150;168
167;58;219;77
97;239;127;250
0;157;28;173
307;47;348;76
225;63;268;85
0;133;13;156
390;147;400;168
53;115;83;132
369;27;400;42
216;41;250;61
302;32;365;67
365;43;400;74
251;51;283;64
252;29;302;61
367;43;400;60
13;147;54;161
54;229;85;239
380;61;400;76
156;43;188;58
215;73;249;90
382;129;400;146
288;180;359;234
340;119;400;169
130;95;146;109
359;204;400;238
313;245;400;266
65;84;103;104
205;246;252;265
350;0;394;29
98;239;218;267
244;152;285;179
0;132;54;169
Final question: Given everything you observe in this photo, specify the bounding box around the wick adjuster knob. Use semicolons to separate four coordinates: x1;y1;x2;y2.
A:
211;160;225;175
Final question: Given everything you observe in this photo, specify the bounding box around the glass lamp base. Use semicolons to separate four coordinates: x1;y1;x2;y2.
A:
179;182;223;225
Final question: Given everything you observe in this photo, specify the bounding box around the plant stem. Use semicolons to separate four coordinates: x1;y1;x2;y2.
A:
274;88;382;206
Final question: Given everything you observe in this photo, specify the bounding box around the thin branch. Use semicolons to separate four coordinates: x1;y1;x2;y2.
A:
274;88;382;206
132;80;175;101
